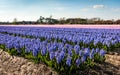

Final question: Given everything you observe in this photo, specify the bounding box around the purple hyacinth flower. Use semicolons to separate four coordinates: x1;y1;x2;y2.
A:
95;48;99;53
60;51;65;60
65;44;69;48
41;47;47;55
33;49;38;56
81;55;86;62
62;47;66;53
89;53;94;59
79;50;83;56
94;40;98;46
68;49;73;57
14;43;20;50
99;49;106;57
66;57;72;66
6;44;13;49
84;48;90;57
50;52;55;60
56;56;61;64
49;47;54;53
106;41;110;47
74;45;80;54
76;58;81;66
55;51;59;57
91;49;95;55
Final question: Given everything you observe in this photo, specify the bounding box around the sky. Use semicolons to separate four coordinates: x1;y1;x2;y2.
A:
0;0;120;22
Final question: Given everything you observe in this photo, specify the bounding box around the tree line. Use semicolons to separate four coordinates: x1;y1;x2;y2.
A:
0;16;120;25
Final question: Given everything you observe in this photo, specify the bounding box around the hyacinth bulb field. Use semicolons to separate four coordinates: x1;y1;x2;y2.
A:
0;26;120;74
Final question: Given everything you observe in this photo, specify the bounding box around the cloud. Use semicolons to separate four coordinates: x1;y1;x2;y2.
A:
93;5;104;9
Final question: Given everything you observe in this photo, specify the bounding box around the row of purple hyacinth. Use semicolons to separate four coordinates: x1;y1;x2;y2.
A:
0;26;120;47
0;33;106;66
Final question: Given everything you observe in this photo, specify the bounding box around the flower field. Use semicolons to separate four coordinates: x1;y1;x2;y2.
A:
0;26;120;74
